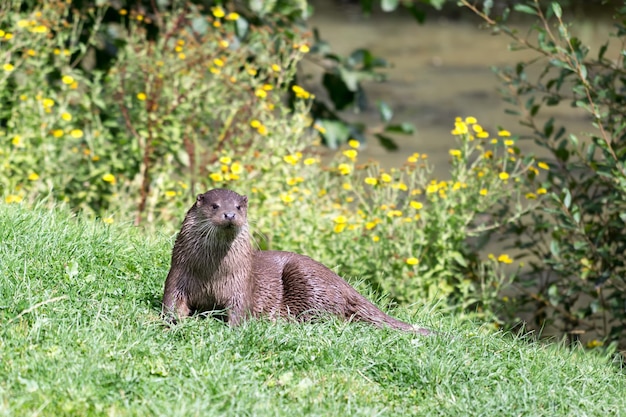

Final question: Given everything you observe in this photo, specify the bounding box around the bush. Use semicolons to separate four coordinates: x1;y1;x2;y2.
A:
0;0;313;224
462;0;626;349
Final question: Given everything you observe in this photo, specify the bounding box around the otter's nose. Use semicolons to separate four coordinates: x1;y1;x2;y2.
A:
224;212;236;221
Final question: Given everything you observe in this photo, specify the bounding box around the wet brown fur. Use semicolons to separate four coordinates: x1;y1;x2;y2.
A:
162;189;431;334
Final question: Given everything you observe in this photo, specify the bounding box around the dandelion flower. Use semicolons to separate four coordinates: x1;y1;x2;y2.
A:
28;173;39;181
537;187;547;195
499;172;510;181
343;149;357;161
498;129;511;137
410;201;423;210
337;163;351;175
364;177;378;186
3;63;14;72
538;162;550;170
406;257;419;266
62;75;75;85
303;158;318;165
479;188;488;196
209;172;224;182
497;254;513;264
449;149;462;157
102;173;116;184
380;173;392;183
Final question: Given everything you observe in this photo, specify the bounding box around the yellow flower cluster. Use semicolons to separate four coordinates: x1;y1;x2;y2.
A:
292;85;312;99
250;119;268;136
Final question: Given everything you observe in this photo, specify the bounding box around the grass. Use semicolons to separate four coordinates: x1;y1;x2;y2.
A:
1;203;625;416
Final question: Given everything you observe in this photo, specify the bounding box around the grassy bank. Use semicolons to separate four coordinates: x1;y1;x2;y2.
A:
1;204;624;416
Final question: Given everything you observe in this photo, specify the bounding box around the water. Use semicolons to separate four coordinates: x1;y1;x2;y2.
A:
307;1;617;177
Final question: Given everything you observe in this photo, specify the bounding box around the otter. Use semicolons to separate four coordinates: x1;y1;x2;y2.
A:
162;188;432;335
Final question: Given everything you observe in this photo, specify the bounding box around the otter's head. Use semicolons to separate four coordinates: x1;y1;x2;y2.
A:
193;189;248;232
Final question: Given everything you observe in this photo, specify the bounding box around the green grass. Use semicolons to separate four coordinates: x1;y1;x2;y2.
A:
1;203;625;416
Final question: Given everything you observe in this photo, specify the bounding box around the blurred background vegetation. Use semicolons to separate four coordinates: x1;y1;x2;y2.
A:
1;0;625;356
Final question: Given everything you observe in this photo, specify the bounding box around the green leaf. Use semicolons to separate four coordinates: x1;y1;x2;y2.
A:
551;2;562;18
385;123;415;134
377;101;393;122
381;0;399;12
513;4;537;15
373;133;399;151
317;119;350;149
563;189;572;209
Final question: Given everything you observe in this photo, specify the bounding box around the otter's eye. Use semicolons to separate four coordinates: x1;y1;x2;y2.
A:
235;205;241;210
211;204;219;210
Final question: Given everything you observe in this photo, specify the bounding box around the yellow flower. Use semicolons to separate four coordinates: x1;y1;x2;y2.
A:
372;235;380;242
165;190;177;198
365;221;377;230
52;129;64;138
387;210;403;218
3;63;14;72
11;135;21;146
231;162;243;174
364;177;378;186
28;173;39;181
262;84;273;91
504;139;515;146
213;58;224;67
586;339;604;349
449;149;462;158
406;257;419;266
497;254;513;264
476;131;489;139
218;39;229;49
479;188;488;196
303;158;318;165
299;44;310;53
70;129;83;138
338;163;351;175
313;123;326;134
17;19;29;28
119;9;128;15
537;187;547;195
464;116;477;124
538;162;550;170
211;6;225;18
334;215;347;224
283;154;299;165
62;75;75;85
343;149;357;161
380;173;392;183
292;85;311;99
255;89;267;99
472;124;483;133
5;194;24;204
410;201;423;210
280;193;295;204
407;155;418;163
498;129;511;137
271;64;281;72
102;173;116;184
342;183;352;191
219;156;232;164
102;217;114;224
452;121;468;135
525;193;537;199
42;98;55;108
499;172;510;181
209;172;224;182
225;12;240;20
257;125;268;136
348;139;360;149
250;120;261;129
334;223;347;233
30;25;48;34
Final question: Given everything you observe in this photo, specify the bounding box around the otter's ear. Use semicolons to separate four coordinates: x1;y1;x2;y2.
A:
196;194;205;205
241;195;248;207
